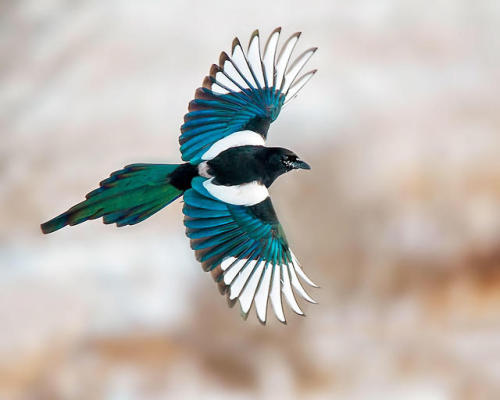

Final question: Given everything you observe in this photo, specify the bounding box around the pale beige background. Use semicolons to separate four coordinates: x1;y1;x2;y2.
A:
1;1;500;399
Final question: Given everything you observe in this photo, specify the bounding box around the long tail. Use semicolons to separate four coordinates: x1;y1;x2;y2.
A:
41;163;195;234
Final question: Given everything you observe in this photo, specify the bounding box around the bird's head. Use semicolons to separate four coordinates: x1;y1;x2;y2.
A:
280;149;311;172
260;147;311;186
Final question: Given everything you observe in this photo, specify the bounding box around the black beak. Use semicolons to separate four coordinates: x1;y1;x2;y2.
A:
293;159;311;170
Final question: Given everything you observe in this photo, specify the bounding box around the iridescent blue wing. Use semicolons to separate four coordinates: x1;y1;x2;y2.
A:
180;28;317;163
183;177;317;324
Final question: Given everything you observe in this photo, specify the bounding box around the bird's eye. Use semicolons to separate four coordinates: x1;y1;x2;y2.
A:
282;156;295;169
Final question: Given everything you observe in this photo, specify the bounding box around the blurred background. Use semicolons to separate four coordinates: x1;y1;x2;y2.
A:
1;0;500;399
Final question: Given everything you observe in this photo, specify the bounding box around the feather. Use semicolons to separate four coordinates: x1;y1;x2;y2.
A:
180;28;317;163
41;164;183;233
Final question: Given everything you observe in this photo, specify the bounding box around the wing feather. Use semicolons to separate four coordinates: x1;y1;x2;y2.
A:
183;177;317;323
275;32;301;90
284;69;317;104
239;260;265;315
282;47;317;94
254;263;273;322
281;264;304;316
270;264;286;323
180;28;317;163
246;30;265;88
262;27;281;87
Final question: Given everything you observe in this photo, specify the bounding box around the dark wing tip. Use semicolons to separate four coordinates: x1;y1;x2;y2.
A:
231;37;242;54
263;27;281;57
276;31;302;61
227;296;237;308
209;64;220;79
248;29;260;50
202;76;212;90
241;309;250;321
257;314;267;326
218;51;230;68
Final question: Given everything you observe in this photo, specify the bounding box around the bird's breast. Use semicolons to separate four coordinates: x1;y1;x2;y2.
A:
203;178;269;206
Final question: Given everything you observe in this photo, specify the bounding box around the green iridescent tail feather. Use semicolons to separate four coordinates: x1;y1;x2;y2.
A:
41;164;183;234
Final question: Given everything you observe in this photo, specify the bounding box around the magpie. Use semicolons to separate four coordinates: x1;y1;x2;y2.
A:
41;28;318;324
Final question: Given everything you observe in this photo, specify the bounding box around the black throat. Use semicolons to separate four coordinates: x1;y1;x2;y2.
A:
206;145;291;187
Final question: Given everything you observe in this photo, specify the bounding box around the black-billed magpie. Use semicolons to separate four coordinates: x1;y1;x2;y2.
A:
41;28;318;324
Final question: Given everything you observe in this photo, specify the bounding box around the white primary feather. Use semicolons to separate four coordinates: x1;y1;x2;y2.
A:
247;32;265;88
209;80;231;94
288;262;316;303
231;40;256;88
270;265;285;322
291;251;318;287
221;256;237;271
214;70;241;92
281;264;304;315
262;29;280;87
254;264;273;322
229;259;258;299
222;57;249;89
282;48;317;94
239;260;265;314
275;33;300;90
284;70;317;104
223;258;248;284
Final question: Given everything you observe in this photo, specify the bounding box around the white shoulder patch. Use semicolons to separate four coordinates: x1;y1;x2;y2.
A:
197;161;211;178
203;178;269;206
201;130;265;160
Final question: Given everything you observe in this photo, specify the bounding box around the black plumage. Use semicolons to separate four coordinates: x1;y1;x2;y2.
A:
207;146;310;187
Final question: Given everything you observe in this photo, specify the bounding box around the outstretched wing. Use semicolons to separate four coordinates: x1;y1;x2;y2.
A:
180;28;317;163
183;177;317;324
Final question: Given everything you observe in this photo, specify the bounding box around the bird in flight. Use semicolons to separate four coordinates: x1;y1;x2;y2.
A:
41;28;318;324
